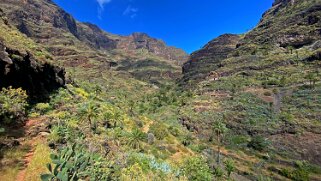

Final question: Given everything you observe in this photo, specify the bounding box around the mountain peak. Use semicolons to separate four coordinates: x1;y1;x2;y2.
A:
273;0;296;6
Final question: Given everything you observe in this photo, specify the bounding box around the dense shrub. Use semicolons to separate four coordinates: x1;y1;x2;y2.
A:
0;87;28;125
181;157;213;181
247;136;270;151
149;122;169;140
34;103;51;115
280;161;311;181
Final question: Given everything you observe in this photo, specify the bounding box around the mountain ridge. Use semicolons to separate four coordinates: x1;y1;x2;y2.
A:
181;0;321;85
0;0;188;65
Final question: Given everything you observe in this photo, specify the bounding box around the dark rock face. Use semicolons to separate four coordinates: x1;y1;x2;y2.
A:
77;23;117;50
0;41;65;101
53;9;78;38
181;34;240;82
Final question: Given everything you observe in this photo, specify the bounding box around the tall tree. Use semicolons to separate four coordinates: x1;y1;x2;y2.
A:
305;72;317;89
213;120;228;164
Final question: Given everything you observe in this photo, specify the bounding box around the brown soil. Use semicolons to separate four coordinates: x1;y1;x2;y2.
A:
15;118;48;181
269;132;321;166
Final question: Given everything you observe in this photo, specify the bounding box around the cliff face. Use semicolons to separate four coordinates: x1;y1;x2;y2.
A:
181;0;321;84
182;34;240;81
0;0;187;65
0;40;65;100
117;33;188;63
238;0;321;49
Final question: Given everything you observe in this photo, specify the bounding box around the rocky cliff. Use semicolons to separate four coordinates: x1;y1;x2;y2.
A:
0;0;188;66
182;34;240;81
117;33;188;64
238;0;321;50
181;0;321;84
0;5;65;101
0;40;65;100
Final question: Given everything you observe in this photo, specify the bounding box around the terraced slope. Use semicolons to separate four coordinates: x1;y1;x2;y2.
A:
0;0;187;84
175;0;321;180
182;0;321;85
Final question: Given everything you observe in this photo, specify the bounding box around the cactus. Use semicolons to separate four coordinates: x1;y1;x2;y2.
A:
41;144;107;181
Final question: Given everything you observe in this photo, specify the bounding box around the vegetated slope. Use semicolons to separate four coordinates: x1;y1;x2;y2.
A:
0;0;188;85
182;0;321;84
0;1;199;181
1;0;320;181
177;0;321;180
0;10;65;100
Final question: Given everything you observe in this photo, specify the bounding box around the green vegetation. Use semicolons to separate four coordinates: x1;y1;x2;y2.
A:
0;0;321;180
0;87;28;130
181;157;212;181
224;158;235;178
41;144;111;181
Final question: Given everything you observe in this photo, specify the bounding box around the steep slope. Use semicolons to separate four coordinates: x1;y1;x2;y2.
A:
117;32;188;65
176;0;321;180
238;0;321;50
0;11;65;100
0;0;187;73
182;0;321;85
182;34;241;81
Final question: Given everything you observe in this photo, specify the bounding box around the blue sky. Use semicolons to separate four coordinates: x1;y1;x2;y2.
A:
53;0;274;53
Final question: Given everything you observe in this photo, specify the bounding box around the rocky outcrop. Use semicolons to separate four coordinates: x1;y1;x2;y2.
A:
77;23;117;50
272;0;296;6
181;34;240;82
0;0;187;66
181;0;321;84
0;41;65;100
117;33;188;63
238;0;321;49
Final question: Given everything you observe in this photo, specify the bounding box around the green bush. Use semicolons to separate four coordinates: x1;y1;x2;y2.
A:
0;86;28;125
248;136;270;151
149;122;169;140
181;157;213;181
34;103;51;115
224;158;235;177
126;128;146;150
9;54;24;61
213;166;224;179
292;161;310;181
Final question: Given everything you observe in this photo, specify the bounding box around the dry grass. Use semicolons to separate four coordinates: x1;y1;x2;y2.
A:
0;145;30;181
24;140;51;181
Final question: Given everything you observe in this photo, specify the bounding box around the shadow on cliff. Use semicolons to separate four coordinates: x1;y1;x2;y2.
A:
0;41;65;103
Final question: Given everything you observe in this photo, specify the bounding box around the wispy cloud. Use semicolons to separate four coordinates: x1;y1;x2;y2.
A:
97;0;112;9
123;5;138;18
96;0;111;19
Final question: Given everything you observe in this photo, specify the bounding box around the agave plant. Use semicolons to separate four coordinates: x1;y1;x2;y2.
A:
40;144;91;181
41;144;112;181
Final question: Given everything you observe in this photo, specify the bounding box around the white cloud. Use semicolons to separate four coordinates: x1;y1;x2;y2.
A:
123;5;138;18
97;0;111;9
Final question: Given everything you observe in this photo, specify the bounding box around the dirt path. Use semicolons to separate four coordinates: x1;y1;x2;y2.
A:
15;117;47;181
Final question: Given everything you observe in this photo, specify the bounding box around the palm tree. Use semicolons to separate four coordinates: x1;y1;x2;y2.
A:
79;101;99;130
305;72;317;89
224;159;235;178
287;46;294;54
126;129;146;150
213;120;228;164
